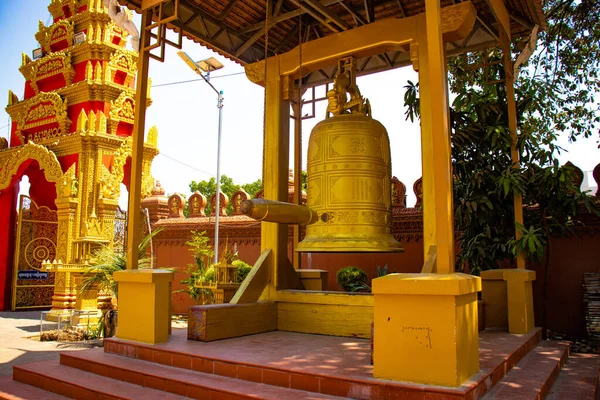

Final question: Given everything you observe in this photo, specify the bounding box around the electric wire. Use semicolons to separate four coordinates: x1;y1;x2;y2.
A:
157;152;213;177
151;71;245;88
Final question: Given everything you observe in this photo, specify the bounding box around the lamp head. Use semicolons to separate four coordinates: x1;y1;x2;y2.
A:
177;51;224;73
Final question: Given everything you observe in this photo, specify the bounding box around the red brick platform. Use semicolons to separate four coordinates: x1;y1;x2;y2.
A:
3;327;599;399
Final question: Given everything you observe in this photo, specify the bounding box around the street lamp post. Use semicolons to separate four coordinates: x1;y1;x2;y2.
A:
178;52;224;265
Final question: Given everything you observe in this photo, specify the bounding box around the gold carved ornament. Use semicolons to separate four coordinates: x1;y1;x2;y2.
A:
15;92;70;144
325;58;371;118
108;90;135;133
100;136;156;200
146;125;158;147
56;163;79;200
106;49;138;87
8;90;19;106
36;19;74;53
0;142;63;191
98;163;119;200
25;52;75;94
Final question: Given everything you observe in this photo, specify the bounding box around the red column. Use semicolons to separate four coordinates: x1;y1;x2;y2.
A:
0;184;18;310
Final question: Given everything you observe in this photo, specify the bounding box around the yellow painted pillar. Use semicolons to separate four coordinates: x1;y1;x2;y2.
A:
113;269;174;344
373;273;481;386
125;9;151;271
372;0;481;387
417;0;455;273
260;57;300;296
481;269;536;334
115;9;174;343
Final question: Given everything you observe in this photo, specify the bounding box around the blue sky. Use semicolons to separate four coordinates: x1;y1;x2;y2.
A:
1;0;597;208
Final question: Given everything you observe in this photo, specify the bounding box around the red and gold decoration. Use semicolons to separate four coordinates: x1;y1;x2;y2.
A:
0;0;159;313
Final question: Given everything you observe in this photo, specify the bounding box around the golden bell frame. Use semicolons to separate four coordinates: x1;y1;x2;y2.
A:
242;57;403;253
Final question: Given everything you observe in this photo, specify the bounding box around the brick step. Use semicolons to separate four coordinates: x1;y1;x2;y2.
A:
61;348;346;399
12;360;187;400
0;376;69;400
546;353;600;400
483;341;570;400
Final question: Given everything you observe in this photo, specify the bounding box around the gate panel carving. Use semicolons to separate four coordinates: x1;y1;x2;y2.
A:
12;195;57;310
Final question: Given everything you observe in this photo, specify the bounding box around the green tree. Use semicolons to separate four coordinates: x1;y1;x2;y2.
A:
448;0;600;143
241;179;262;197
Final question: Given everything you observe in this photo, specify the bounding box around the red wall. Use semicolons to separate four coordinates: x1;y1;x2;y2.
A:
529;233;600;337
151;201;600;340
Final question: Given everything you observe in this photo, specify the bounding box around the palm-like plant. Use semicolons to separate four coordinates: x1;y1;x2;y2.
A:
81;228;163;301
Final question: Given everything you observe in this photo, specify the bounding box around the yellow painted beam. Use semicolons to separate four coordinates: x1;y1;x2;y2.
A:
245;2;477;85
277;302;373;338
126;9;151;270
275;290;374;306
230;249;271;304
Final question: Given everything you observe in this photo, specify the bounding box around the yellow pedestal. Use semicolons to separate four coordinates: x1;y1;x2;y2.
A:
372;273;481;387
297;269;328;291
113;269;174;344
481;269;535;334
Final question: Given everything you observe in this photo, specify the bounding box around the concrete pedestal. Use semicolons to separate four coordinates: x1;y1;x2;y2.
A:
114;269;173;344
373;273;481;387
297;269;328;291
481;269;535;334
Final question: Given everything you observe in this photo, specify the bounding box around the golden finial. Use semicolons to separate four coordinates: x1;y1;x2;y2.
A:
76;109;88;131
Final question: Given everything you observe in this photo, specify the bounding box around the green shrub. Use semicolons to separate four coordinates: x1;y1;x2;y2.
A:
233;259;252;283
336;267;368;291
203;266;215;283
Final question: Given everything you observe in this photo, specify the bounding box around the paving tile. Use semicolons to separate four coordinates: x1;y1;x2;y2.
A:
192;357;214;374
290;372;320;392
237;364;263;383
214;361;238;378
262;368;290;388
172;354;192;370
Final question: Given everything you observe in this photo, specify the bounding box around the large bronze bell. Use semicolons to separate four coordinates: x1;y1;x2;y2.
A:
242;57;402;253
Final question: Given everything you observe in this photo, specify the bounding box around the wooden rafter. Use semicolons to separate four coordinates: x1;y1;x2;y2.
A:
304;0;351;30
218;0;240;20
395;0;406;17
239;0;344;34
340;2;367;26
289;0;341;33
364;0;375;23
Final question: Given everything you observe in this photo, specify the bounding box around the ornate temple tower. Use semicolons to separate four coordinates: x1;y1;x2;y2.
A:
0;0;158;312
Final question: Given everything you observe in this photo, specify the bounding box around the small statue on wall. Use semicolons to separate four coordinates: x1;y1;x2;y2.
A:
58;164;78;199
104;0;140;51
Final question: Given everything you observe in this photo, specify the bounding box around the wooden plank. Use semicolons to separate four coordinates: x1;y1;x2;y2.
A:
276;289;374;306
188;301;277;342
141;0;164;10
485;0;511;37
230;249;271;304
277;302;373;338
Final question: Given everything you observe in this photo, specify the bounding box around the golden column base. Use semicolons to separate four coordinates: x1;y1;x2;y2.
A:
114;269;174;344
373;273;481;387
45;267;102;325
481;269;536;334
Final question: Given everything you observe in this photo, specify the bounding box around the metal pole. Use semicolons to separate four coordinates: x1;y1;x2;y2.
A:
214;90;224;265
